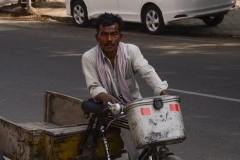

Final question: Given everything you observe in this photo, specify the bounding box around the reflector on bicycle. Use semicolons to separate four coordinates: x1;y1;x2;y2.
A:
140;108;151;115
170;104;179;111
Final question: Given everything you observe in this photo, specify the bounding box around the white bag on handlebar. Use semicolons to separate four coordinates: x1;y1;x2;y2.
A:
124;95;186;149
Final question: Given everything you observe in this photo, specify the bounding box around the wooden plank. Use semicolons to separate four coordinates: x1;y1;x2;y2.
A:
19;122;61;131
44;125;88;137
43;92;48;123
44;91;89;126
44;93;53;123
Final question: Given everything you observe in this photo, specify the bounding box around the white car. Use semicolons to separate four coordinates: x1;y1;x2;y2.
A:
65;0;236;34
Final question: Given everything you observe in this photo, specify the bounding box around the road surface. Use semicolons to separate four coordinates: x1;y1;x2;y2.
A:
0;18;240;160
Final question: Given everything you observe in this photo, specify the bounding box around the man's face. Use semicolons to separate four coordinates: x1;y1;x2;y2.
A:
95;23;122;55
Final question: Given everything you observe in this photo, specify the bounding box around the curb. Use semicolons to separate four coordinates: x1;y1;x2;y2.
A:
0;9;21;16
40;14;72;23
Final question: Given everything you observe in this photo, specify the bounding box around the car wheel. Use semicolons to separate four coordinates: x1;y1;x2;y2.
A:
202;15;224;26
143;5;166;35
72;0;89;27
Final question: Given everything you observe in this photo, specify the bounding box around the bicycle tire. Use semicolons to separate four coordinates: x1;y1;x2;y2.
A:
166;155;182;160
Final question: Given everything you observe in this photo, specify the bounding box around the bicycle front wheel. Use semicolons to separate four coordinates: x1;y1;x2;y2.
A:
166;155;182;160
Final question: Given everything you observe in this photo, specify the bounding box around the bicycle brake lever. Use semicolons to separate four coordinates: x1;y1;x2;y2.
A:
102;106;111;114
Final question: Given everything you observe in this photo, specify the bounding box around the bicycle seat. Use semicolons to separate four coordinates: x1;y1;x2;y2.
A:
81;98;105;115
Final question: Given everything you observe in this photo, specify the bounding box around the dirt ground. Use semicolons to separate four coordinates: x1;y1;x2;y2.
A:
0;1;67;21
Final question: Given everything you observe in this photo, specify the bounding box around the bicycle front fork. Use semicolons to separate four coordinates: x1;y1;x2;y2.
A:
99;124;111;160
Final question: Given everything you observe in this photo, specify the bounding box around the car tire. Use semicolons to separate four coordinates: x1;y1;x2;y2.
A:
72;0;90;27
143;5;166;35
202;15;224;26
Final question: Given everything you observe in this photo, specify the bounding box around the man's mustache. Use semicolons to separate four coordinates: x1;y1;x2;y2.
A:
105;43;115;46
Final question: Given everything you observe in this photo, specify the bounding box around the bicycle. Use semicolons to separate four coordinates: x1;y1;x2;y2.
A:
75;95;185;160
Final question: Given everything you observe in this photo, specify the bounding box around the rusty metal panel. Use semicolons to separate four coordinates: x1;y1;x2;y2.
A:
44;125;88;160
43;125;123;160
44;91;89;126
0;117;34;160
0;120;64;160
45;134;82;160
0;119;88;160
0;90;92;159
18;122;63;160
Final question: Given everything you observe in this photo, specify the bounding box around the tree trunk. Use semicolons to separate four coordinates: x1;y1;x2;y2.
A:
26;0;31;8
26;0;38;15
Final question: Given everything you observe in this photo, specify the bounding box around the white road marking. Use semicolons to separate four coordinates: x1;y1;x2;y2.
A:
168;88;240;103
122;30;226;43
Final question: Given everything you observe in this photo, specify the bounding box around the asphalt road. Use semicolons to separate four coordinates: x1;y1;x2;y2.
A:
0;0;17;6
0;18;240;160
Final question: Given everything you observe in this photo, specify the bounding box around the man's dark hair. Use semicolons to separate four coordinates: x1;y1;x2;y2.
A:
95;13;124;33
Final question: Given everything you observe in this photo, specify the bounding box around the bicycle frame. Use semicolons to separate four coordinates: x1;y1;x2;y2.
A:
76;113;128;160
75;113;174;160
76;98;183;160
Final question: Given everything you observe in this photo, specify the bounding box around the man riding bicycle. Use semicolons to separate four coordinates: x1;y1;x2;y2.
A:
81;12;168;160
